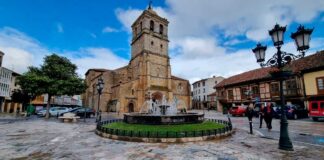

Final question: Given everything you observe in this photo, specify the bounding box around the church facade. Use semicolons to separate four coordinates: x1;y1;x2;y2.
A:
83;6;191;113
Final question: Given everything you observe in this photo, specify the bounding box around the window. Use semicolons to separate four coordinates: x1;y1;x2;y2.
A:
132;89;134;95
151;41;154;46
321;102;324;109
140;22;143;31
241;87;248;100
198;83;200;87
198;90;200;94
203;81;205;86
215;81;218;84
134;27;137;35
316;77;324;94
203;95;206;101
228;90;233;100
270;83;279;96
252;86;259;97
159;24;163;34
286;79;297;95
203;88;205;93
311;102;318;110
150;20;154;31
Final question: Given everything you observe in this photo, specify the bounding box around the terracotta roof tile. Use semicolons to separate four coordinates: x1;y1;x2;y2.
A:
171;75;188;81
216;50;324;88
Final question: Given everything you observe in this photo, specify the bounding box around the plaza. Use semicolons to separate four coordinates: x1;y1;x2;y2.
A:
1;1;324;160
1;112;323;159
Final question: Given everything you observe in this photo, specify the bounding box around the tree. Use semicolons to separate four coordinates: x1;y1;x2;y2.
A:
11;89;33;110
17;54;87;118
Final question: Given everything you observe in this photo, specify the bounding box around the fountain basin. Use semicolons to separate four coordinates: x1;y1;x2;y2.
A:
124;113;204;125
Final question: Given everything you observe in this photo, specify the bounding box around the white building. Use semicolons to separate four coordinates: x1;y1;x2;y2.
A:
0;51;21;112
192;76;224;109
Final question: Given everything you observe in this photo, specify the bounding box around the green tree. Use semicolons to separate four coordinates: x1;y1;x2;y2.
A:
17;54;87;118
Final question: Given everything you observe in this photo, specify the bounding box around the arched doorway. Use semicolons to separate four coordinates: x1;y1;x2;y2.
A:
128;102;134;113
151;92;163;102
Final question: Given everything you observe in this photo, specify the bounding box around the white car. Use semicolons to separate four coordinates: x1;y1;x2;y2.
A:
37;107;69;117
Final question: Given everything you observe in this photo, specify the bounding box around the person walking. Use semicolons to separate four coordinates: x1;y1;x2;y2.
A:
263;102;274;131
259;103;265;128
246;105;254;134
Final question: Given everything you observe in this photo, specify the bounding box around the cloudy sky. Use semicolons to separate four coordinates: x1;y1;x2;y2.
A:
1;0;324;83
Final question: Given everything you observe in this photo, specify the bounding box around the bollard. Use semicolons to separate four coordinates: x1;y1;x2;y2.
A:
249;120;253;134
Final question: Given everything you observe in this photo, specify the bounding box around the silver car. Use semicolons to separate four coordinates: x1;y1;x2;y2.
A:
37;107;69;117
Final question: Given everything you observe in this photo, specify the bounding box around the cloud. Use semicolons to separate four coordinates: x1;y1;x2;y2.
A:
0;27;127;77
0;27;49;73
63;48;128;77
90;33;97;38
115;0;324;83
57;23;64;33
102;26;119;33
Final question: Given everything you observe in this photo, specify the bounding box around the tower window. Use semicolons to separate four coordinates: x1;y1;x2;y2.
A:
134;27;137;35
159;24;163;34
160;44;163;49
140;22;143;31
151;41;154;45
150;20;154;31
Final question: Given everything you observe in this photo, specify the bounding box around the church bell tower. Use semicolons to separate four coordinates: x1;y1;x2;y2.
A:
130;4;169;58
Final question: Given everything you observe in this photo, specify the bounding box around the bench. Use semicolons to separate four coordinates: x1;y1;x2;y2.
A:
58;113;80;123
20;112;27;117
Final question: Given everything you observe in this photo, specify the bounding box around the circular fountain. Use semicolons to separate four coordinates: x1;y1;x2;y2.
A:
96;94;233;143
124;95;204;125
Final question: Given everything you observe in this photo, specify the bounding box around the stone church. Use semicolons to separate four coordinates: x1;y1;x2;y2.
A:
84;6;191;113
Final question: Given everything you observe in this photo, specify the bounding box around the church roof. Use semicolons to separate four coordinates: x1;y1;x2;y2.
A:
171;75;189;82
85;68;110;75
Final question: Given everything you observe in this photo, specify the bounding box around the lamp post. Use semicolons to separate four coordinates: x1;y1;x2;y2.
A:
252;24;313;151
96;77;104;122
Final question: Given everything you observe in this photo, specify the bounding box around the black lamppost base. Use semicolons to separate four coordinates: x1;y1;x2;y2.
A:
279;144;294;151
279;115;294;151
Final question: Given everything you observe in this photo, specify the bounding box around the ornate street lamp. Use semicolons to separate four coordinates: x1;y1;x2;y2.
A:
269;24;286;47
252;24;314;151
291;25;314;57
252;43;267;63
96;77;104;122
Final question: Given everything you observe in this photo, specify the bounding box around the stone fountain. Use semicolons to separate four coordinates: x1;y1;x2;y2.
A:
124;94;204;125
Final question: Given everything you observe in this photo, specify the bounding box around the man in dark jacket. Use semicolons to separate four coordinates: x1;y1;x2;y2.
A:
263;102;274;131
259;103;265;128
246;105;254;134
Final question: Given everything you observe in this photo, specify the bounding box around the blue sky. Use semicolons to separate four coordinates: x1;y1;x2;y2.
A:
0;0;324;82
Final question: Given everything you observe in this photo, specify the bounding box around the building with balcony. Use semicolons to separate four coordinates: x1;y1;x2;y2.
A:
192;76;224;109
0;51;22;113
215;50;324;111
31;94;82;111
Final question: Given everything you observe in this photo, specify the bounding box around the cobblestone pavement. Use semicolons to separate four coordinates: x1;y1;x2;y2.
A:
200;110;324;146
0;112;324;160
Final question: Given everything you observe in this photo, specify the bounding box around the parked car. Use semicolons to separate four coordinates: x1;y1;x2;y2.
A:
36;107;69;117
36;109;47;117
273;104;308;119
59;107;81;116
273;104;283;119
229;105;247;116
286;104;308;119
309;101;324;121
60;107;95;118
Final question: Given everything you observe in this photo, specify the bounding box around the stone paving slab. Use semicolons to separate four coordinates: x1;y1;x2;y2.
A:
0;117;324;160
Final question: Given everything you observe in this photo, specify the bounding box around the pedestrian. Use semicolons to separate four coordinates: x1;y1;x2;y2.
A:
246;105;254;134
263;102;274;131
259;103;265;128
